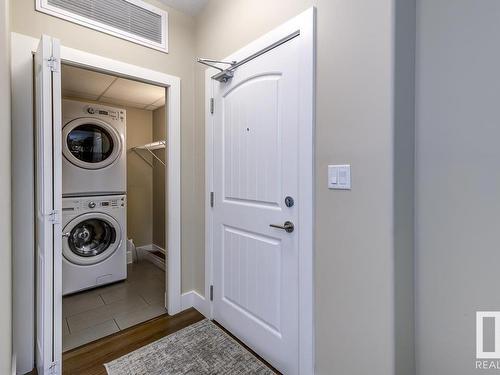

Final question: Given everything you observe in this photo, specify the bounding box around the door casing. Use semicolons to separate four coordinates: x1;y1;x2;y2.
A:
204;7;316;374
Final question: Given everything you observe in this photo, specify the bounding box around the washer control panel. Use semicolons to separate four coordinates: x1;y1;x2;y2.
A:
63;196;126;213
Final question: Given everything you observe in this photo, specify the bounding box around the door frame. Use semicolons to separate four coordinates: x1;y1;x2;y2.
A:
11;32;182;374
204;7;316;374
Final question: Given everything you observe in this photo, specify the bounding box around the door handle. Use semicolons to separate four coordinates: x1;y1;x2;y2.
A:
269;221;294;233
62;232;70;238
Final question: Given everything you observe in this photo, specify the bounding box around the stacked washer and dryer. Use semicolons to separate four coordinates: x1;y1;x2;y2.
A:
62;99;128;296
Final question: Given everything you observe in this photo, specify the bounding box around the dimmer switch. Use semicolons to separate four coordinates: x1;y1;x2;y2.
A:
328;165;351;190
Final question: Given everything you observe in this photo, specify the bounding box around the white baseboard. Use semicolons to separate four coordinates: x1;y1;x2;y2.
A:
181;291;210;318
136;244;166;270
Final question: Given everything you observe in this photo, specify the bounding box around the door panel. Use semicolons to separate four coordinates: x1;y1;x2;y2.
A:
213;36;300;374
223;74;282;206
223;226;282;332
35;35;62;375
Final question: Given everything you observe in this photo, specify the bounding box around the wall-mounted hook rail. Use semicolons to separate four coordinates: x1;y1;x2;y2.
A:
197;58;237;71
196;30;300;83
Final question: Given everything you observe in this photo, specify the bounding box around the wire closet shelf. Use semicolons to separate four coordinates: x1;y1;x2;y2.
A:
132;140;166;167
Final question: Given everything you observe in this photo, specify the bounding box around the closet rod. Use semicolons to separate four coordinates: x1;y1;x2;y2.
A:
132;140;166;167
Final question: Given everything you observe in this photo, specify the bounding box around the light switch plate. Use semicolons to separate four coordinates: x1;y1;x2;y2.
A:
328;165;351;190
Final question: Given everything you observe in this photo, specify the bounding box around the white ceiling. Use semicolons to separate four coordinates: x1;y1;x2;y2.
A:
62;65;165;111
159;0;208;16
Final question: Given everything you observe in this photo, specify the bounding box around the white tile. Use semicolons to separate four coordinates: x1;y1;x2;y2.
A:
63;90;99;101
114;303;166;330
62;65;115;99
62;320;119;352
62;291;105;317
104;78;165;106
99;97;146;110
67;294;147;333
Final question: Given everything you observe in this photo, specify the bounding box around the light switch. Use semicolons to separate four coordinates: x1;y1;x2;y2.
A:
328;165;351;190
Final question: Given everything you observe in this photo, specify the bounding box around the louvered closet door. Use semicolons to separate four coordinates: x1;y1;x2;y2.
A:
212;35;301;375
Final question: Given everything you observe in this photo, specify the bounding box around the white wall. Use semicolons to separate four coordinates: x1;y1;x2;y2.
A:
0;0;12;373
415;1;500;374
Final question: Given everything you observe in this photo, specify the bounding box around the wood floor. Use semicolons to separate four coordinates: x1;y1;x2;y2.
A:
26;307;278;375
62;307;204;375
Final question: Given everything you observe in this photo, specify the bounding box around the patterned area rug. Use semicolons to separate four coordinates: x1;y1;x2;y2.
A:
105;319;275;375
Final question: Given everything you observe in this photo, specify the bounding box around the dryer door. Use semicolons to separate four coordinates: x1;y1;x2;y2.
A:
63;118;122;170
63;212;122;266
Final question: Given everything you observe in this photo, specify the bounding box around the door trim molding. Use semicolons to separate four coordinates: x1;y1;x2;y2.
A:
204;7;316;374
58;44;182;317
11;31;182;374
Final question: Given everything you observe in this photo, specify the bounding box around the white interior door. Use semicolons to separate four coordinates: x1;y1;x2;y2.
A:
212;35;301;375
35;35;62;375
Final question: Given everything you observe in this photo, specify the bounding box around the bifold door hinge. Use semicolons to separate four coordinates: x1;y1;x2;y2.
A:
210;98;214;114
210;192;214;207
49;361;59;374
210;285;214;301
47;209;61;224
47;57;60;72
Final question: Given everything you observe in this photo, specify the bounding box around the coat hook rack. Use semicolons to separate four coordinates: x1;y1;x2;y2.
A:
196;30;301;83
197;58;237;83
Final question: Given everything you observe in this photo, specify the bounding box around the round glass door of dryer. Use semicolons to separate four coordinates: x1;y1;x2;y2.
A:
63;213;122;266
63;118;122;170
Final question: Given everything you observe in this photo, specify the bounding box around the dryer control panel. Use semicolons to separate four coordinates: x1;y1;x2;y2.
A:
84;105;125;122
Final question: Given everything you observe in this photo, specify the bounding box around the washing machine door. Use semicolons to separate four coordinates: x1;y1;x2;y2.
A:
63;117;122;170
63;212;123;266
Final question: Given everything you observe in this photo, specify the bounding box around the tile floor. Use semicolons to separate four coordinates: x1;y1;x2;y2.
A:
62;261;166;352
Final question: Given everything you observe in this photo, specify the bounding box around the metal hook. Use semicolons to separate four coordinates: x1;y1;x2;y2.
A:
197;58;237;72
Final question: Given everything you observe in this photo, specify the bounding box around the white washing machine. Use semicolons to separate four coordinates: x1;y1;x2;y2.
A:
62;195;127;295
62;99;126;197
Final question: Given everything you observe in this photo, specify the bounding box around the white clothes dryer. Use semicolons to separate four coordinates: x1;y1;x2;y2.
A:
62;195;127;295
62;99;126;196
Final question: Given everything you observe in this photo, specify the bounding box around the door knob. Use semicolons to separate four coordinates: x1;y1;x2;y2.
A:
269;221;294;233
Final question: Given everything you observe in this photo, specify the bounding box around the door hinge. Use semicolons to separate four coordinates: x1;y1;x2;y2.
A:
47;209;61;224
47;57;60;72
49;361;59;374
210;285;214;301
210;192;214;207
210;98;214;114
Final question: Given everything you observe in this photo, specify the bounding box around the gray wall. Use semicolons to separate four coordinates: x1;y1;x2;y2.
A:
0;0;11;374
415;1;500;374
196;1;416;373
394;0;416;373
315;1;400;373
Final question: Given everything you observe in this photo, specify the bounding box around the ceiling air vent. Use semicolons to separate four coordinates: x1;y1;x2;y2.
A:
36;0;168;52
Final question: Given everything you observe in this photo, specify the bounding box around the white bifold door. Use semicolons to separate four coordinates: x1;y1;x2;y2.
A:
35;35;63;375
212;34;301;374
